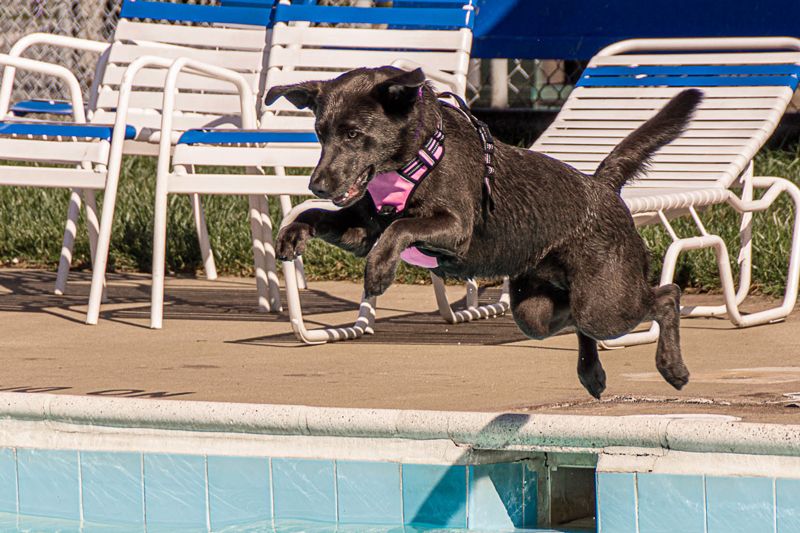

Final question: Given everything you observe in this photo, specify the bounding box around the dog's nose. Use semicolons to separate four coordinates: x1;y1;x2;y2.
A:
309;181;330;199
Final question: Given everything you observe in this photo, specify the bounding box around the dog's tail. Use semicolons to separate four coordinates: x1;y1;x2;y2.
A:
594;89;703;192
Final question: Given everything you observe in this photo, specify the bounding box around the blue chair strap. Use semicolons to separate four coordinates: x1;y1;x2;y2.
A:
0;122;136;141
392;0;473;6
10;100;73;117
120;0;274;26
178;129;318;145
578;64;800;89
273;3;473;29
219;0;275;6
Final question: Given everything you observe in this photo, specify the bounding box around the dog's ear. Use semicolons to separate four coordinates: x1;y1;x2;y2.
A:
265;81;322;110
372;68;426;115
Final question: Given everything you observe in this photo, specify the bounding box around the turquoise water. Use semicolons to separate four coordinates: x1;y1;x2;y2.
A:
0;514;587;532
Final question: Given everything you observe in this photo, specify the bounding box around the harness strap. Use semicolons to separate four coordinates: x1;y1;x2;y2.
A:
438;91;496;216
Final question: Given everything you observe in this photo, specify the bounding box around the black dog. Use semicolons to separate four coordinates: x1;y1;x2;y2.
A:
267;66;701;398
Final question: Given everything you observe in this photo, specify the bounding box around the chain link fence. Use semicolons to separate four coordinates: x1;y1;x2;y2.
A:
0;0;122;103
2;1;799;113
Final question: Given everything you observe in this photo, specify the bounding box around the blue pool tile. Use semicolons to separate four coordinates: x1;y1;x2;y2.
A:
468;462;526;529
402;464;467;528
272;458;336;522
208;455;270;529
336;460;402;525
17;448;79;520
596;472;636;533
776;478;800;533
706;475;773;533
143;454;207;529
637;473;704;533
0;449;16;513
81;452;143;526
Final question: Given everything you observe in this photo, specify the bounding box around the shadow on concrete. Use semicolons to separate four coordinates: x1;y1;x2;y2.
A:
0;270;537;346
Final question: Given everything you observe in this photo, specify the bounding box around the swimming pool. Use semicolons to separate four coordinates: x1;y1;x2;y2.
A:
0;513;583;533
0;447;548;531
0;393;797;533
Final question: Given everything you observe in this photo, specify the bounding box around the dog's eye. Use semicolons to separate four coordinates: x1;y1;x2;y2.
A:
347;130;359;139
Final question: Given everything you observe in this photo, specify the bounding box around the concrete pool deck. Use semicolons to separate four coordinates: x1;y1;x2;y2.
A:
1;268;799;424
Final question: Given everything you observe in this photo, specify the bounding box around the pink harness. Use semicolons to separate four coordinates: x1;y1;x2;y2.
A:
366;126;445;269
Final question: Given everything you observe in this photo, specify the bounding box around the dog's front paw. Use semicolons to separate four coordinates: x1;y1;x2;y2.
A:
364;255;398;298
276;222;313;261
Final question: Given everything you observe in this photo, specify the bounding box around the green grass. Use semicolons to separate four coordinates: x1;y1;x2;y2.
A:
1;145;799;295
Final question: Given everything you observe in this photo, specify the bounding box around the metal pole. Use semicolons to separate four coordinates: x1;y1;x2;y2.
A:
489;58;508;108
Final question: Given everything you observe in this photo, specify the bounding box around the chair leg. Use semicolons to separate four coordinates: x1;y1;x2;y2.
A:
432;274;510;324
149;166;171;329
191;192;217;281
86;163;123;325
249;194;273;313
82;189;106;303
55;188;82;295
283;258;375;344
258;194;282;312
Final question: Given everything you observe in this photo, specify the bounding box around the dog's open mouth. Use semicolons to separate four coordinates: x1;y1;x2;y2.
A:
332;165;374;207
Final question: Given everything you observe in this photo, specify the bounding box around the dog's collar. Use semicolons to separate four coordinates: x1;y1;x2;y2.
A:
366;118;444;217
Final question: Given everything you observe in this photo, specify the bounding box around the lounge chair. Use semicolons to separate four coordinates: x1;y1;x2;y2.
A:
0;0;277;324
531;37;800;347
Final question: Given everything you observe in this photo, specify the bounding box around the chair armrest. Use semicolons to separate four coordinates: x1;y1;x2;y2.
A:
5;33;108;56
280;199;340;229
0;54;86;122
103;55;258;172
0;33;109;116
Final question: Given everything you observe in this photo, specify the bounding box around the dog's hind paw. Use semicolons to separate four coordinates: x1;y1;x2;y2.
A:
658;361;690;390
579;361;607;400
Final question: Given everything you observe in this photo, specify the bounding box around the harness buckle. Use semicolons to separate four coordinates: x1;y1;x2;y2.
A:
378;205;398;217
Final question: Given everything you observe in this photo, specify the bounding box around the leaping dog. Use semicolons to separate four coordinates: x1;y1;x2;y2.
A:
268;66;701;398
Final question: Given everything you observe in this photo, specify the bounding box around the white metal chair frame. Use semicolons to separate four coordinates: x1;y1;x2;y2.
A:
0;51;260;322
0;3;275;314
531;37;800;348
0;34;111;297
0;33;225;298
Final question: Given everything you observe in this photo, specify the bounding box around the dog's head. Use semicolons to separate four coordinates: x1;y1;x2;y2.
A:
265;66;434;207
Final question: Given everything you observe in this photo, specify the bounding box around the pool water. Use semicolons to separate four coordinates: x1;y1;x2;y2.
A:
0;513;591;532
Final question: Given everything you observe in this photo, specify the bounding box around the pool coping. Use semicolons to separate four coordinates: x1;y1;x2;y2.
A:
1;392;799;458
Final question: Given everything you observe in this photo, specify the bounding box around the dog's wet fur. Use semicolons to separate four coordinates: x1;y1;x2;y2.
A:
267;67;703;398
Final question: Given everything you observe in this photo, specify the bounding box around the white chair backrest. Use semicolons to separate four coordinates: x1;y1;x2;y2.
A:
91;0;272;136
531;37;800;190
261;1;474;132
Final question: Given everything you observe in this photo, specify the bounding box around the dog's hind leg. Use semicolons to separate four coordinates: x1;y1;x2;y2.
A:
510;274;607;398
568;242;689;391
650;284;689;390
